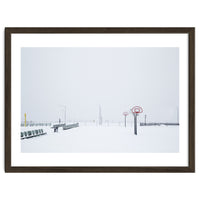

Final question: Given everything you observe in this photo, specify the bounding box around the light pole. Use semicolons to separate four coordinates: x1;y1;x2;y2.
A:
59;105;66;124
177;107;179;124
99;105;102;125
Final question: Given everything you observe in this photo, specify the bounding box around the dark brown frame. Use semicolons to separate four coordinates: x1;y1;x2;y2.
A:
5;27;195;173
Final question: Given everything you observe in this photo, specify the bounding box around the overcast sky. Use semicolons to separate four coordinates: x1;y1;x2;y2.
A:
21;47;179;123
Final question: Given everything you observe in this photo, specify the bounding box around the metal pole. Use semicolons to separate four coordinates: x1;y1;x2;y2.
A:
134;113;137;135
177;107;179;124
145;114;147;125
99;105;102;125
124;115;126;127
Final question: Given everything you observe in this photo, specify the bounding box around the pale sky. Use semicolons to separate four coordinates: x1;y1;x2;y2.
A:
21;47;179;123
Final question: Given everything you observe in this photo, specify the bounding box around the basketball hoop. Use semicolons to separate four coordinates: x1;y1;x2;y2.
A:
123;112;129;127
131;106;143;114
130;106;143;135
123;112;129;116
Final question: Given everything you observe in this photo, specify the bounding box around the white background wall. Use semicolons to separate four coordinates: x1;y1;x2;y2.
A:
0;0;199;200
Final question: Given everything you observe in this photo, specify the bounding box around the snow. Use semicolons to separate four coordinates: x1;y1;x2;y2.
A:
21;124;179;153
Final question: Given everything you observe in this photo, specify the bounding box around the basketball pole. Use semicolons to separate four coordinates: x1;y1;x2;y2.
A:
123;112;129;128
131;106;143;135
134;113;137;135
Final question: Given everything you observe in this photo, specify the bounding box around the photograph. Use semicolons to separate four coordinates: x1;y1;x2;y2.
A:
20;47;179;153
5;27;195;172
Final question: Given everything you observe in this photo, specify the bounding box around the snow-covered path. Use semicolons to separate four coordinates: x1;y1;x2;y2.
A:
21;125;179;153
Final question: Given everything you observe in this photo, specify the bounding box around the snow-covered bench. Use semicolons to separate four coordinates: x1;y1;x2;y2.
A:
63;123;79;130
21;129;47;139
51;123;66;132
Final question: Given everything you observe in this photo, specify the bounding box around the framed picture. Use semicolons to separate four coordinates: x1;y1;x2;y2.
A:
5;27;195;172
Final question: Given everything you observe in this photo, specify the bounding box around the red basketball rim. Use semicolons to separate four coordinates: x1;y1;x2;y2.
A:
131;106;143;114
123;112;129;116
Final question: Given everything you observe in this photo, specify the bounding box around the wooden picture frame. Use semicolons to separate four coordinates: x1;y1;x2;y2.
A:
5;27;195;172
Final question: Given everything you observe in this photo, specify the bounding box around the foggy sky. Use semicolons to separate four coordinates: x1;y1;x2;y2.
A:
21;47;179;123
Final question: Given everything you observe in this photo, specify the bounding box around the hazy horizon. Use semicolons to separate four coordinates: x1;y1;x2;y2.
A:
21;47;179;123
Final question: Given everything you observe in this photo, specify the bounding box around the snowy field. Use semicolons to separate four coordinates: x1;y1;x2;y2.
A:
21;124;179;153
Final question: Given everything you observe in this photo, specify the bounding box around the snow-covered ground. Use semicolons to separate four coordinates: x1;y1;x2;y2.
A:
21;124;179;153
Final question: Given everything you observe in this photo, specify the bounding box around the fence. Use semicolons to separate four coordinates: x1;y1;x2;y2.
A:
21;122;51;127
140;122;179;126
